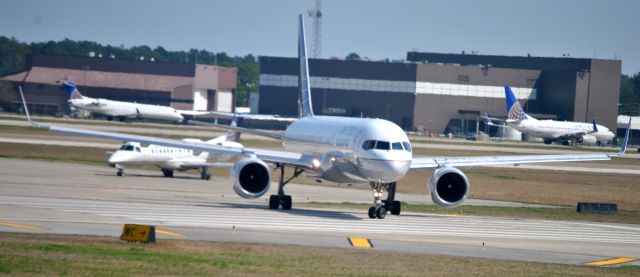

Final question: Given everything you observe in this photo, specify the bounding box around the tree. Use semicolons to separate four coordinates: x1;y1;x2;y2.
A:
619;73;640;116
345;52;361;61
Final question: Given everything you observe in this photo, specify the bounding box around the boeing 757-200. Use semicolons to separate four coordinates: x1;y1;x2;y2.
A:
19;15;631;219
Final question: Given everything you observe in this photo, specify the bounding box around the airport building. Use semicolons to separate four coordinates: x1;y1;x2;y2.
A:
258;53;621;134
0;54;237;116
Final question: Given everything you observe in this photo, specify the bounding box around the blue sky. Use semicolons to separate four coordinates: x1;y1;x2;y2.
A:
1;0;638;74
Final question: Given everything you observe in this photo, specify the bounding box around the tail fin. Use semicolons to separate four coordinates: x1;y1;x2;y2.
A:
225;115;241;142
617;117;632;156
298;14;314;117
504;85;528;120
63;81;84;100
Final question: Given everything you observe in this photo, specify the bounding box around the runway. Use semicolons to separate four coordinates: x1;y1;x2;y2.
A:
0;158;638;266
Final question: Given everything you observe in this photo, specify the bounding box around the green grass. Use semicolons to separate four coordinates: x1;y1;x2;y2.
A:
1;233;638;276
300;202;640;224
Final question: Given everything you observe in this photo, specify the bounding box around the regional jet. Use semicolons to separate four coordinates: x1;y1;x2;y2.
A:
19;15;632;219
64;82;208;123
108;117;243;180
485;86;615;146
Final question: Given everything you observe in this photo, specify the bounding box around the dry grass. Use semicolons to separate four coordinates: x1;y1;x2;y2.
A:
0;232;638;276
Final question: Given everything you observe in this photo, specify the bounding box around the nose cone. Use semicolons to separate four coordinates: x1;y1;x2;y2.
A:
108;151;129;164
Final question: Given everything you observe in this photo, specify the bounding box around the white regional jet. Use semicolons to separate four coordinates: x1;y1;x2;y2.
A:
488;85;615;146
20;15;632;219
64;82;207;123
108;117;243;180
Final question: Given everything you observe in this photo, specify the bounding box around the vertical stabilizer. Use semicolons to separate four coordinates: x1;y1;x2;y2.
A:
298;14;314;117
63;81;84;100
504;85;529;120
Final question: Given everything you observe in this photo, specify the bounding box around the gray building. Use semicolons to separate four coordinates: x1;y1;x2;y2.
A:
258;53;621;134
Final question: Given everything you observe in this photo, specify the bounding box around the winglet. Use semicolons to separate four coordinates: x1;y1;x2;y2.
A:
592;119;598;133
298;14;314;117
616;117;632;156
225;114;242;142
18;86;46;128
18;86;32;125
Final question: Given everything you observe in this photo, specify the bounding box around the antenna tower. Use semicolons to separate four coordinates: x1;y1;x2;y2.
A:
308;0;323;58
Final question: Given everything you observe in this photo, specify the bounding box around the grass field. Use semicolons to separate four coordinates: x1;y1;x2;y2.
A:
1;233;638;276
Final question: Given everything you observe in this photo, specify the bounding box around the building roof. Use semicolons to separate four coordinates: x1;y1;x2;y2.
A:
28;54;195;77
406;51;620;72
1;67;192;92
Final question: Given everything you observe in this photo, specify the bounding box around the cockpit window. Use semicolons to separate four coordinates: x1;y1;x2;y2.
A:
119;145;135;151
402;142;412;152
375;141;390;150
392;142;403;150
135;147;141;152
362;140;375;150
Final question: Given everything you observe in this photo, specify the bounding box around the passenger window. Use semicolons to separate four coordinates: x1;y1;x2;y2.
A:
362;140;375;150
375;141;390;150
392;142;403;150
402;142;412;152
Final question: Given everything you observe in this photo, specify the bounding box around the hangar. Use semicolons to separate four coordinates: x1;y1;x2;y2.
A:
258;53;621;134
0;54;237;116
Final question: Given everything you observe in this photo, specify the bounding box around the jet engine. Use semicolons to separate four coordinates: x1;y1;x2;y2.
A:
230;157;271;198
428;167;469;207
577;134;597;146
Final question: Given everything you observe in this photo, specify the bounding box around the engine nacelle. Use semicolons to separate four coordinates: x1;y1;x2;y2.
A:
230;157;271;199
428;167;469;207
577;134;597;146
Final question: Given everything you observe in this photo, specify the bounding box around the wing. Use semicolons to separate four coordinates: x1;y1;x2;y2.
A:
42;124;315;169
410;153;612;169
189;120;285;140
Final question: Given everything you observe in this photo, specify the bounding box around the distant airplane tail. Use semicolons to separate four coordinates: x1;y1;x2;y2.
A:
63;81;84;100
225;115;241;142
298;14;314;118
504;85;529;121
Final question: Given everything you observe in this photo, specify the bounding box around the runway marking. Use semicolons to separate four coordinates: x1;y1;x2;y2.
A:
348;237;373;248
585;257;638;267
156;229;186;238
0;221;44;230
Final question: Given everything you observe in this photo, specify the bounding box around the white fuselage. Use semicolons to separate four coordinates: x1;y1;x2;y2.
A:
282;116;413;184
507;119;615;143
69;97;184;122
108;139;242;170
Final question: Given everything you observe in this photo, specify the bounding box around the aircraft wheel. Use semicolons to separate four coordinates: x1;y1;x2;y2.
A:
390;201;401;215
268;195;279;209
368;207;376;219
116;171;123;177
376;207;387;219
281;195;293;210
201;173;211;180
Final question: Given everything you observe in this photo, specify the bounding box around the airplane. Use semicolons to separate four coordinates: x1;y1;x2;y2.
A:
18;15;632;220
484;86;616;146
108;116;243;180
64;81;208;123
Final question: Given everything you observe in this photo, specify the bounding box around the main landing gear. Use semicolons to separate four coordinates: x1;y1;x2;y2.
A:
269;164;303;210
200;167;211;180
116;168;124;176
162;169;174;178
368;181;401;219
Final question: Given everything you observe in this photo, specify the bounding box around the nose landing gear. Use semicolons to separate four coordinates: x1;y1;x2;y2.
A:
368;181;401;219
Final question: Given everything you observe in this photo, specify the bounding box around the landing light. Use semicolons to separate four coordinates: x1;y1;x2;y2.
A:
312;159;321;168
